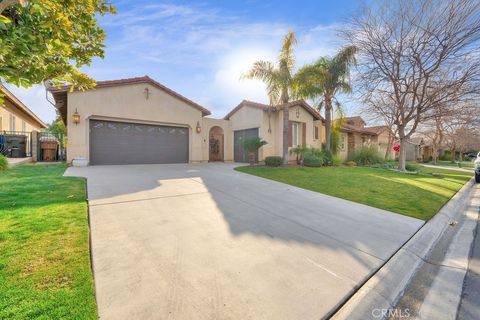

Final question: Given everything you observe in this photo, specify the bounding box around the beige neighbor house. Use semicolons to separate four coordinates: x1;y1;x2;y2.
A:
48;76;325;166
337;116;393;161
1;85;47;158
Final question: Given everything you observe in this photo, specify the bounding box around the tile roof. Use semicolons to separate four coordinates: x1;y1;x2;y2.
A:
224;99;324;121
48;76;211;116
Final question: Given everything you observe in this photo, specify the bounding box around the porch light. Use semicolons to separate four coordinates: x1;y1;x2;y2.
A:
196;121;202;134
72;109;80;125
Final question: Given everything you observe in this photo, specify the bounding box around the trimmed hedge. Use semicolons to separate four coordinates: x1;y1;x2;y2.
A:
265;156;282;167
304;155;322;167
0;154;8;171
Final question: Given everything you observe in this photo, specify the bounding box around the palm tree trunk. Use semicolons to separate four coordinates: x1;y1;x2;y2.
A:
282;102;289;165
325;95;332;151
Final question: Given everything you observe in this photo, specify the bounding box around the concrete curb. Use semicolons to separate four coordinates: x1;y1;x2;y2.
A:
416;185;479;320
331;178;476;320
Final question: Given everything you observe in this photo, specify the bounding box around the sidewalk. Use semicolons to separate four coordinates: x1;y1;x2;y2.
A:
458;193;480;319
420;163;473;173
390;183;479;319
331;179;478;320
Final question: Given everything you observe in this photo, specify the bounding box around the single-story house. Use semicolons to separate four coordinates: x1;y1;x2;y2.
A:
1;85;47;158
48;76;325;165
337;116;393;161
393;137;424;162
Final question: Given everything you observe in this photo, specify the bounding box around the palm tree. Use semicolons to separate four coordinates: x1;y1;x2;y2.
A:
294;46;357;151
243;31;297;165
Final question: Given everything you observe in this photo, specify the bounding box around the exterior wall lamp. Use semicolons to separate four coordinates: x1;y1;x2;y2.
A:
196;121;202;134
72;108;80;125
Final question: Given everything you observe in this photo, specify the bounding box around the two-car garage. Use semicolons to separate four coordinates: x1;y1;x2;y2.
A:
89;119;189;165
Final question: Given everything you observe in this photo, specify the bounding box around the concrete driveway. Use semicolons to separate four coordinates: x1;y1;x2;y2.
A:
65;163;423;320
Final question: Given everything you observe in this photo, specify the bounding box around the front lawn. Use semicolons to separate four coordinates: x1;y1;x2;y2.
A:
0;164;97;319
436;160;474;169
236;165;473;220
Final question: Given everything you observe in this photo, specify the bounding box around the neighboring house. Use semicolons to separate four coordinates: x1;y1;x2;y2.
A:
393;137;424;162
47;76;325;165
0;85;47;157
337;116;392;161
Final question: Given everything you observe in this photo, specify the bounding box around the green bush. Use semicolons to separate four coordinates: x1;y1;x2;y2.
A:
405;163;418;172
351;146;384;166
304;155;323;167
265;156;282;167
332;154;343;166
321;149;333;165
0;154;8;171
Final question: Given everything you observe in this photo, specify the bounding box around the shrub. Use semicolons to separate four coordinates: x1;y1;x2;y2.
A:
321;149;333;166
345;160;357;167
332;154;343;166
0;154;8;172
290;145;310;164
241;137;268;165
304;155;323;167
265;156;282;167
351;146;384;166
405;163;418;172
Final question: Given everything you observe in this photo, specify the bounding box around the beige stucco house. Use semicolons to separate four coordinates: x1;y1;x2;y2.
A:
1;85;47;158
337;116;393;161
48;76;325;165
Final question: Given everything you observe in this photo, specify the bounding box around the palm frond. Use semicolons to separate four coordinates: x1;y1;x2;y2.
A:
242;60;276;82
279;31;297;73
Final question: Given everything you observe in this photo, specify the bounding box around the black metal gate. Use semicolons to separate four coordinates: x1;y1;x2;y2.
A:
37;132;66;162
0;131;32;158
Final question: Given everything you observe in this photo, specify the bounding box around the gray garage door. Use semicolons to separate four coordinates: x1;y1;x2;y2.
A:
89;120;189;165
234;128;259;163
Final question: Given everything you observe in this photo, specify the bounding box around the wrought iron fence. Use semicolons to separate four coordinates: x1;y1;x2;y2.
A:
0;131;32;158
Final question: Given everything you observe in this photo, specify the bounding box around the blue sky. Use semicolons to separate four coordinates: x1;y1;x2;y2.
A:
8;0;362;124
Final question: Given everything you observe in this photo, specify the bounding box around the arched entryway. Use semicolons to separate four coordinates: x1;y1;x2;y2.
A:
209;126;224;162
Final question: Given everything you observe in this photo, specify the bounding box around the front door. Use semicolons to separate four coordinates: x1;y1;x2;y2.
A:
209;126;224;161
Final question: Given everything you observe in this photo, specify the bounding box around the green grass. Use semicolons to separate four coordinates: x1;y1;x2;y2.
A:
435;161;474;169
0;164;97;319
236;165;473;220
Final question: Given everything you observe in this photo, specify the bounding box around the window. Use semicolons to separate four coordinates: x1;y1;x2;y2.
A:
292;122;299;146
314;126;319;140
340;134;346;151
9;114;15;131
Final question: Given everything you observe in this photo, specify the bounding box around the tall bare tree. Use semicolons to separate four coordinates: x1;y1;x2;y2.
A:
343;0;480;170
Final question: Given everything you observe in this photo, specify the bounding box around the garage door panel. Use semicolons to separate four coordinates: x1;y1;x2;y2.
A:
234;128;259;163
89;120;188;165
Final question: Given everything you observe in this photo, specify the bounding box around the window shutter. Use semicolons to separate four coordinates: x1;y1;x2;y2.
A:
288;121;293;147
302;123;306;146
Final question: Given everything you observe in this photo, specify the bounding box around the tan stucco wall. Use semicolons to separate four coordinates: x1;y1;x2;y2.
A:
280;107;322;162
66;83;206;164
202;118;232;161
227;105;322;162
0;99;43;133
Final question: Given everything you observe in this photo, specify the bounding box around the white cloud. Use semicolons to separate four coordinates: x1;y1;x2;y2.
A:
5;84;55;124
4;2;353;123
